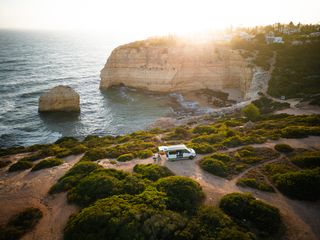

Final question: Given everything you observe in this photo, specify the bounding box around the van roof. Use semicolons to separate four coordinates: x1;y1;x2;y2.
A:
158;144;187;151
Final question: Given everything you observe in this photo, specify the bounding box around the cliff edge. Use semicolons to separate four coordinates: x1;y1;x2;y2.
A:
100;37;253;96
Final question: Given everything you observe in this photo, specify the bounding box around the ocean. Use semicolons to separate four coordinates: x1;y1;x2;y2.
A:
0;30;173;147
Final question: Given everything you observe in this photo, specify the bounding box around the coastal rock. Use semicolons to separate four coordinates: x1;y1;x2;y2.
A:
38;85;80;112
100;37;253;97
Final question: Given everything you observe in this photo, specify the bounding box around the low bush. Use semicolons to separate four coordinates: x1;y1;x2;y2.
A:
291;151;320;168
191;133;224;144
67;169;148;206
222;135;243;148
18;152;45;162
237;178;274;192
155;176;204;213
263;161;299;177
0;146;26;157
209;153;232;162
50;161;102;193
242;103;260;121
8;161;33;172
272;168;320;200
133;164;174;181
199;159;228;177
252;96;290;114
117;153;135;162
274;144;294;153
220;192;281;235
0;208;42;240
192;125;217;134
187;143;214;154
178;206;255;240
31;158;63;171
281;126;320;138
64;194;187;240
81;148;108;161
137;149;153;159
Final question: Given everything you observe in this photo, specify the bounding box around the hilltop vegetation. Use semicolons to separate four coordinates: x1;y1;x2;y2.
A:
1;110;319;239
268;41;320;100
0;208;42;240
56;161;280;240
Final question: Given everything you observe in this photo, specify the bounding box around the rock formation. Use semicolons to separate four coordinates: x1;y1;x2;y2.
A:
100;38;253;97
38;85;80;112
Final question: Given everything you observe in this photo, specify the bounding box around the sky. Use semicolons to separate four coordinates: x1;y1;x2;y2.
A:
0;0;319;37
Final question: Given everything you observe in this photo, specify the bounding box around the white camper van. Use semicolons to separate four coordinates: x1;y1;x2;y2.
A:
158;144;196;161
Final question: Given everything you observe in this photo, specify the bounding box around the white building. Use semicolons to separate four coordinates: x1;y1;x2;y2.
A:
265;32;284;44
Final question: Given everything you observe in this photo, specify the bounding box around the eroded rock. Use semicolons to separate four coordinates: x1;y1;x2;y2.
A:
38;85;80;112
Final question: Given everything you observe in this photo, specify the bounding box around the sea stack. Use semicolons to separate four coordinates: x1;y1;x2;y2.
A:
38;85;80;112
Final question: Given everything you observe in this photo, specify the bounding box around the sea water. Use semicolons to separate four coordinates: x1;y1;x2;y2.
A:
0;30;173;147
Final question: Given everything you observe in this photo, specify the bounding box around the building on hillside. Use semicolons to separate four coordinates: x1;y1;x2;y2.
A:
310;32;320;37
265;32;284;44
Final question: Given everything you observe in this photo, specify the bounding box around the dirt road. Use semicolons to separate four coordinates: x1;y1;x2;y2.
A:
0;154;82;240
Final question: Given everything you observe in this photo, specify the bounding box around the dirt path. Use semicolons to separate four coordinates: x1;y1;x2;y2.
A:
98;136;320;240
0;154;82;240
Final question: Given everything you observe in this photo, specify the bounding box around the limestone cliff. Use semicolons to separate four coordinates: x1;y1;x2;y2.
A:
38;85;80;112
100;38;252;96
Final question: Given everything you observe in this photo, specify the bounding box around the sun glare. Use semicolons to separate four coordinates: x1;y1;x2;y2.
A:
0;0;319;37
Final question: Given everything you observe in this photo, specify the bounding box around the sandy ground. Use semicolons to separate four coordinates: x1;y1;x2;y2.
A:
0;154;82;240
99;136;320;240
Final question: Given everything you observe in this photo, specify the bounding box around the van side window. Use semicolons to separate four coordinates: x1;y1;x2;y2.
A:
168;151;177;155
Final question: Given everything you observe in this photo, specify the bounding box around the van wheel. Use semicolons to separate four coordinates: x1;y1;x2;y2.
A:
189;156;194;160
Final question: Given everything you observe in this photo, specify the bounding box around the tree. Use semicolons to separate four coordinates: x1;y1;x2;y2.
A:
242;104;260;121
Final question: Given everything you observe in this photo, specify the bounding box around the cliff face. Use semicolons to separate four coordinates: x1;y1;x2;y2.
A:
100;40;252;96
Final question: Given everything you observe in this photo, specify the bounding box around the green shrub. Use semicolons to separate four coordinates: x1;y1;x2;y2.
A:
209;153;232;162
0;146;26;157
252;96;290;114
220;193;281;235
281;126;320;138
67;171;122;206
133;164;174;181
193;125;217;134
242;103;260;121
177;206;255;240
19;152;45;162
199;159;228;177
187;143;214;154
137;149;153;159
117;153;135;162
274;144;294;153
222;135;243;148
8;161;33;172
237;178;274;192
155;176;204;213
0;208;42;240
81;148;107;161
272;168;320;200
69;144;87;154
55;136;78;145
291;151;320;168
173;126;191;139
64;194;187;240
31;158;63;171
263;161;299;176
50;161;102;193
67;169;148;206
191;133;224;144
